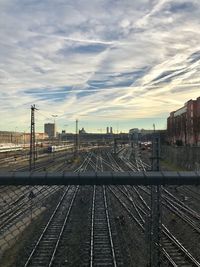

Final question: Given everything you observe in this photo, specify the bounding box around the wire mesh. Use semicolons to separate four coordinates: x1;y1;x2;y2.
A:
0;185;65;266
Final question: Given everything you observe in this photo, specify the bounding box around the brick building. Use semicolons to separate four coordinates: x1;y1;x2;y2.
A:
167;97;200;146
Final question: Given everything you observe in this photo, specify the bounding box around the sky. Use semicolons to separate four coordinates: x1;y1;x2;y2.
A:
0;0;200;133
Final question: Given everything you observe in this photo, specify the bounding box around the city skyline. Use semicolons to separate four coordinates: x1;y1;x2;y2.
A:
1;0;200;132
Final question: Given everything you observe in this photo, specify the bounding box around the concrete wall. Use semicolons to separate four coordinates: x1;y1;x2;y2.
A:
161;145;200;170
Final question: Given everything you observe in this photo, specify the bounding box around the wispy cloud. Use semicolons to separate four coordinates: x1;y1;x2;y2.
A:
0;0;200;132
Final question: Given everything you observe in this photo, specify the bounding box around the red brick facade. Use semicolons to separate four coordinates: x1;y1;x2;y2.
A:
167;97;200;146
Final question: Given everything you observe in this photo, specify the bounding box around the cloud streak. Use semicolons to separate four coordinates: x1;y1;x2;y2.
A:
0;0;200;132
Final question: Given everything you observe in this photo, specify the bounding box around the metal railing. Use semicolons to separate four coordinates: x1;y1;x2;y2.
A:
0;171;200;185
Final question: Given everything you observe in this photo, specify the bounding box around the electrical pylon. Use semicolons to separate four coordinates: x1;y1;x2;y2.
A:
150;133;162;267
29;104;38;171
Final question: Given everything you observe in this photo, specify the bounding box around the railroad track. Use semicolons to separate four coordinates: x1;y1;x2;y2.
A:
81;151;124;266
1;148;199;267
23;186;78;267
138;185;200;234
17;152;92;266
110;185;200;266
162;188;200;233
86;185;123;266
105;147;200;266
183;186;200;201
15;150;72;172
121;153;200;231
105;152;123;171
0;152;89;234
0;150;76;229
22;151;124;266
0;186;62;234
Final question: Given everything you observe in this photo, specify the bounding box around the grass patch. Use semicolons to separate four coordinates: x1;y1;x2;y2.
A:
160;159;186;171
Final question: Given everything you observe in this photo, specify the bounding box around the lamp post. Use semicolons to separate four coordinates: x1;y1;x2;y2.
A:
75;119;79;154
51;114;58;138
23;131;26;149
51;115;58;160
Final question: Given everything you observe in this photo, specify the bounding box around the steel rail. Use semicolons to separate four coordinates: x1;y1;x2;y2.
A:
138;185;200;233
98;152;118;267
111;184;200;266
118;156;144;172
103;185;117;267
108;147;200;267
107;152;123;171
163;225;200;267
24;154;92;266
109;186;144;230
183;186;200;200
132;186;200;266
23;186;70;267
111;148;200;266
0;186;61;233
99;157;118;171
162;198;200;234
163;188;200;220
74;152;92;172
89;152;119;266
89;185;96;267
122;185;145;223
88;160;100;171
162;248;178;267
48;186;79;266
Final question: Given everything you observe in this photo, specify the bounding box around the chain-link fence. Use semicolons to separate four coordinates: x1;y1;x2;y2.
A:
0;184;67;266
1;173;199;267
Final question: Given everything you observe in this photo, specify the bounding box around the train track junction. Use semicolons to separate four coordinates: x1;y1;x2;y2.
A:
0;145;200;267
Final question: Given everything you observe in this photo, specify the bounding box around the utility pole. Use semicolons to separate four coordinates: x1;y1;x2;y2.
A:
15;127;18;146
149;128;162;267
52;114;58;138
29;104;38;171
114;138;117;154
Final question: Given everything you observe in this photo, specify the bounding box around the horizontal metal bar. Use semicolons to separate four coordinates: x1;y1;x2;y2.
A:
0;171;200;186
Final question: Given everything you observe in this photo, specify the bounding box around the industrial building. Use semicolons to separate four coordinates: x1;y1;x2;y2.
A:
129;128;139;142
0;131;48;144
44;123;56;138
0;131;21;144
106;127;109;134
167;97;200;146
106;126;113;134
